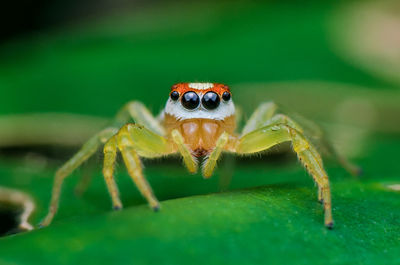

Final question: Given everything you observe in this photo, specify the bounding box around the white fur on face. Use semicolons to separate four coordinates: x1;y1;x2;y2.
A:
188;83;214;90
163;93;235;120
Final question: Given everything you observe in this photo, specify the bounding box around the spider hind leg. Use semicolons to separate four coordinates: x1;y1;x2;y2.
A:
40;127;118;227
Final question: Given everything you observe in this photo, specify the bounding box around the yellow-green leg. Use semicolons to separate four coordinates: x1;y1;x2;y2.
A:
202;132;230;178
266;114;329;202
171;129;198;174
242;102;360;177
215;106;242;190
272;113;360;176
115;101;165;136
40;127;118;227
241;101;277;136
265;114;326;175
41;100;167;227
72;101;164;197
102;135;122;210
264;114;304;133
116;124;172;210
236;124;333;228
102;120;173;212
318;186;323;203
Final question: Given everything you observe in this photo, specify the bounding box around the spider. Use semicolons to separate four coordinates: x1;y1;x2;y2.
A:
41;82;358;228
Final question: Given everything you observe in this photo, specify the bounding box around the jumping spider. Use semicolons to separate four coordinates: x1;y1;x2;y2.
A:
41;82;358;228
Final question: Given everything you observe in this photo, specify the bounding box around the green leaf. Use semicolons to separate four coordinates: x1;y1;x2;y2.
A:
0;136;400;264
0;1;399;264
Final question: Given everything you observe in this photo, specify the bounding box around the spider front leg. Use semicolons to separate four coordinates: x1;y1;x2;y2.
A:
202;132;230;178
104;124;175;212
41;101;164;227
236;123;333;228
102;135;122;210
171;129;198;173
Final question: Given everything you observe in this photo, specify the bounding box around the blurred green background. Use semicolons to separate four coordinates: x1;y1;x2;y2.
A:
0;0;399;264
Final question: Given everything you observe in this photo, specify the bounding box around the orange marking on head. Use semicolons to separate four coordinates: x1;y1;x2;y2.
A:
170;83;231;97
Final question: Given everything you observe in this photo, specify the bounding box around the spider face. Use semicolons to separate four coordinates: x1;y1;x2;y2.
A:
165;83;235;120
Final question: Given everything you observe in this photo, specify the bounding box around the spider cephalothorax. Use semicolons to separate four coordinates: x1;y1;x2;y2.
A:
41;82;359;229
163;83;236;157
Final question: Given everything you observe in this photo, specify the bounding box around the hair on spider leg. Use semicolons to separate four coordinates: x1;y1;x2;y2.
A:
201;154;212;170
236;142;295;166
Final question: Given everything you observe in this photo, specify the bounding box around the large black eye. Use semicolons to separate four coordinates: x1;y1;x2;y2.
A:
170;91;179;101
181;91;200;110
222;91;231;101
202;91;220;110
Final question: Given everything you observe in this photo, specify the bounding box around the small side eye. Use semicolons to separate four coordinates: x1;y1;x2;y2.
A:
222;92;231;101
170;91;180;101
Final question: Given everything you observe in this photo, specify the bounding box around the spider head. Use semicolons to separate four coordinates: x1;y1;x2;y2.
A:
165;83;235;120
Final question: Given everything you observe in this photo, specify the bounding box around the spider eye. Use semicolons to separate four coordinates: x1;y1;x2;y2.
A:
181;91;200;110
170;91;179;101
202;91;220;110
222;91;231;101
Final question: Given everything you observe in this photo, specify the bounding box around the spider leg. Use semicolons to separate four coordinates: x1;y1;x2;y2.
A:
242;102;360;176
42;100;168;226
202;132;230;178
318;186;324;204
70;101;164;197
114;101;165;136
269;115;326;202
264;114;304;132
236;123;333;228
171;129;198;174
268;113;361;176
214;106;242;190
241;101;278;136
116;124;174;211
102;135;122;210
40;127;118;227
